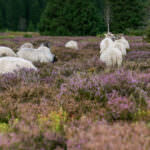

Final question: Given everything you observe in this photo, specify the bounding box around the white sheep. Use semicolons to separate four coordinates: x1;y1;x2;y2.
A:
0;46;16;57
100;37;114;53
0;57;37;74
65;40;78;50
100;48;122;67
17;43;56;63
100;38;122;67
104;32;116;41
113;41;127;56
115;36;130;49
19;42;34;49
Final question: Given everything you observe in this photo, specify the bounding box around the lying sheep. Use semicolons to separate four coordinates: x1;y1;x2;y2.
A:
65;40;79;50
0;57;37;74
17;42;57;63
20;42;34;49
0;46;16;57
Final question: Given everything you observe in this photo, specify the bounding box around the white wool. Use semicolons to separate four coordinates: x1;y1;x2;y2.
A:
104;32;115;40
0;57;37;74
114;41;127;56
65;40;78;50
19;43;34;49
100;47;122;67
17;45;55;63
115;36;130;49
100;38;114;53
0;46;16;57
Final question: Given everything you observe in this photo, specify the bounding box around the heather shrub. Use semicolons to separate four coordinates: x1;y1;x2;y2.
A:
133;108;150;121
60;69;149;108
67;117;150;150
59;74;107;104
106;91;136;120
38;108;67;133
0;127;66;150
56;78;65;88
0;69;39;91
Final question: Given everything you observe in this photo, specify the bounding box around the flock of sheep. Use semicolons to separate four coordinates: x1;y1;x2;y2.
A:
0;33;130;74
65;33;130;68
100;33;130;67
0;42;57;74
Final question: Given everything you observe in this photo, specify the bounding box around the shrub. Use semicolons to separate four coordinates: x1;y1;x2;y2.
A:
106;91;136;120
23;33;32;38
66;117;150;150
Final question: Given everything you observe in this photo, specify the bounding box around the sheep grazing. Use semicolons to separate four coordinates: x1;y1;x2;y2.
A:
65;40;79;50
0;57;37;74
100;38;122;68
17;42;57;63
0;46;16;57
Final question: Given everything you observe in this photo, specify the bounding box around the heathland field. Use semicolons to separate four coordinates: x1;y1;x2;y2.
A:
0;33;150;150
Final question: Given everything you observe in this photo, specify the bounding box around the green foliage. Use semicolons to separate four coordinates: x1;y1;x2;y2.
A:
124;28;145;36
38;108;67;133
23;33;33;38
39;0;105;35
0;123;10;133
145;23;150;41
28;21;35;32
0;0;148;34
108;0;146;33
0;0;47;31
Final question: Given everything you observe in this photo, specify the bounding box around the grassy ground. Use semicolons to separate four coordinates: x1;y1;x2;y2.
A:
0;33;149;149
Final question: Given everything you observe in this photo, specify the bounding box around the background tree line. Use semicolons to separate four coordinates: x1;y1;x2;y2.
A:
0;0;149;35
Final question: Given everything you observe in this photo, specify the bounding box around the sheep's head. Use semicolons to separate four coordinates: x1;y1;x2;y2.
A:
52;55;58;63
42;42;51;48
100;38;114;53
20;42;34;49
104;32;116;41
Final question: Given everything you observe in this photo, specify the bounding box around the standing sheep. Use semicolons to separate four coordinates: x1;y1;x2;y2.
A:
104;32;116;41
100;47;123;67
113;41;127;56
100;38;122;67
100;37;114;53
115;36;130;49
65;40;79;50
0;46;16;57
0;57;37;74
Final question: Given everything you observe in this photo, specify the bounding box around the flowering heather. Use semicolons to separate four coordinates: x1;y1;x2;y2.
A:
59;69;149;105
67;117;150;150
127;50;150;60
0;35;149;149
107;91;136;120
